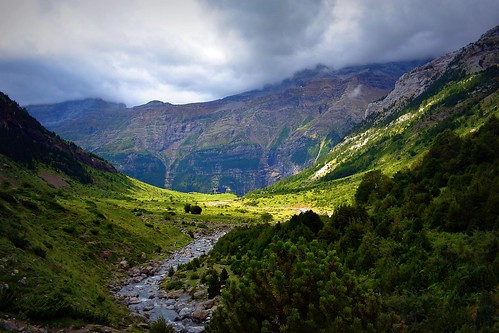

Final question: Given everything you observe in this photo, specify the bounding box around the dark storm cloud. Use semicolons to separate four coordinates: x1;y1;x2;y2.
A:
0;59;96;105
0;0;497;106
204;0;499;75
208;0;328;56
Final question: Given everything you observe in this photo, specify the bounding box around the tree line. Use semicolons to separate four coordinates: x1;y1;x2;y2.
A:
206;116;499;332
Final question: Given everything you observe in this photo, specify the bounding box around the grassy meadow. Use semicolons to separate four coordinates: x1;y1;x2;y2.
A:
0;155;284;328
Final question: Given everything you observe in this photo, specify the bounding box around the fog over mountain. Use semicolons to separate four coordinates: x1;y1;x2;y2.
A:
0;0;498;106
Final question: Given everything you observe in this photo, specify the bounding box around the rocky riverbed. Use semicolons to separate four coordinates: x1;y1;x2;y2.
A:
112;228;229;333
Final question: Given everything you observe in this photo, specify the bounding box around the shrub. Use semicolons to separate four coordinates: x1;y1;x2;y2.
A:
190;205;202;214
33;246;47;258
260;212;273;222
164;281;183;290
149;317;175;333
8;231;30;249
0;286;15;310
62;225;76;234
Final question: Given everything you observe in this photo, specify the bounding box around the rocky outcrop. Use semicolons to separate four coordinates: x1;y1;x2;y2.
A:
364;53;455;119
365;25;499;120
27;62;421;195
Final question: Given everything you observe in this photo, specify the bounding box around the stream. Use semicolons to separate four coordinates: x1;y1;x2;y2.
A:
114;229;228;333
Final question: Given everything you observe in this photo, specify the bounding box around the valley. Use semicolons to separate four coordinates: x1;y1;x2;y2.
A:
0;24;498;333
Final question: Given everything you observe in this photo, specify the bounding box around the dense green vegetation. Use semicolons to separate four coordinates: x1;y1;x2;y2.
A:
206;117;498;332
247;65;499;214
0;92;116;184
0;93;257;329
1;28;497;332
0;160;187;326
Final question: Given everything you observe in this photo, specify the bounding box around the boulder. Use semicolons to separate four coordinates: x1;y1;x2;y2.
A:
202;299;214;309
191;308;209;323
127;267;141;277
119;260;129;269
168;289;185;299
178;307;191;320
193;290;206;299
141;266;154;276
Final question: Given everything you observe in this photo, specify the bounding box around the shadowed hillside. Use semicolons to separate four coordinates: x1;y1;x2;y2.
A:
0;93;244;329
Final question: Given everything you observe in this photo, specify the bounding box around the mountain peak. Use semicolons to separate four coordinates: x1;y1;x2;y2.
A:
144;100;169;107
365;24;499;120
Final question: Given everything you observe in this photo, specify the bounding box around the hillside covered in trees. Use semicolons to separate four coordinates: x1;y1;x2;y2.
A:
206;116;499;333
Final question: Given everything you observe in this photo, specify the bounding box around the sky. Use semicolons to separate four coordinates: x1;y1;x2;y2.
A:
0;0;498;107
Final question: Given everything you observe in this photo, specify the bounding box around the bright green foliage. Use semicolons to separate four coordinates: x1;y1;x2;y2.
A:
208;116;499;332
207;239;390;333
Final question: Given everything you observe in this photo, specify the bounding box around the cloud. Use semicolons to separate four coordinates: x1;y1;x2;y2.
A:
204;0;499;73
0;0;497;106
0;58;97;105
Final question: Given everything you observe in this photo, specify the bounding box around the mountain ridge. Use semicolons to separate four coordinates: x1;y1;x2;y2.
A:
27;61;423;195
0;92;117;184
248;24;498;212
365;25;499;120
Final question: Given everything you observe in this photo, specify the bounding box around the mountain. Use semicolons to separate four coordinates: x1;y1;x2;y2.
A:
248;25;498;211
202;28;499;332
365;24;499;120
1;24;497;332
0;93;117;184
27;61;423;195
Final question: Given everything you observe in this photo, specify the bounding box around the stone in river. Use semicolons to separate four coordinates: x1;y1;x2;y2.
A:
191;308;209;323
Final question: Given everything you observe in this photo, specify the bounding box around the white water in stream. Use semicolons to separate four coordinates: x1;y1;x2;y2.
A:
116;231;227;333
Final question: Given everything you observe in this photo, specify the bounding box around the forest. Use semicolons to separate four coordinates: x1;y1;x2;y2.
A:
205;116;499;333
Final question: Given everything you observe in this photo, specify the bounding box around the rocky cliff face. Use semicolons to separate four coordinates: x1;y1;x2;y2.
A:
27;61;421;195
365;25;499;120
